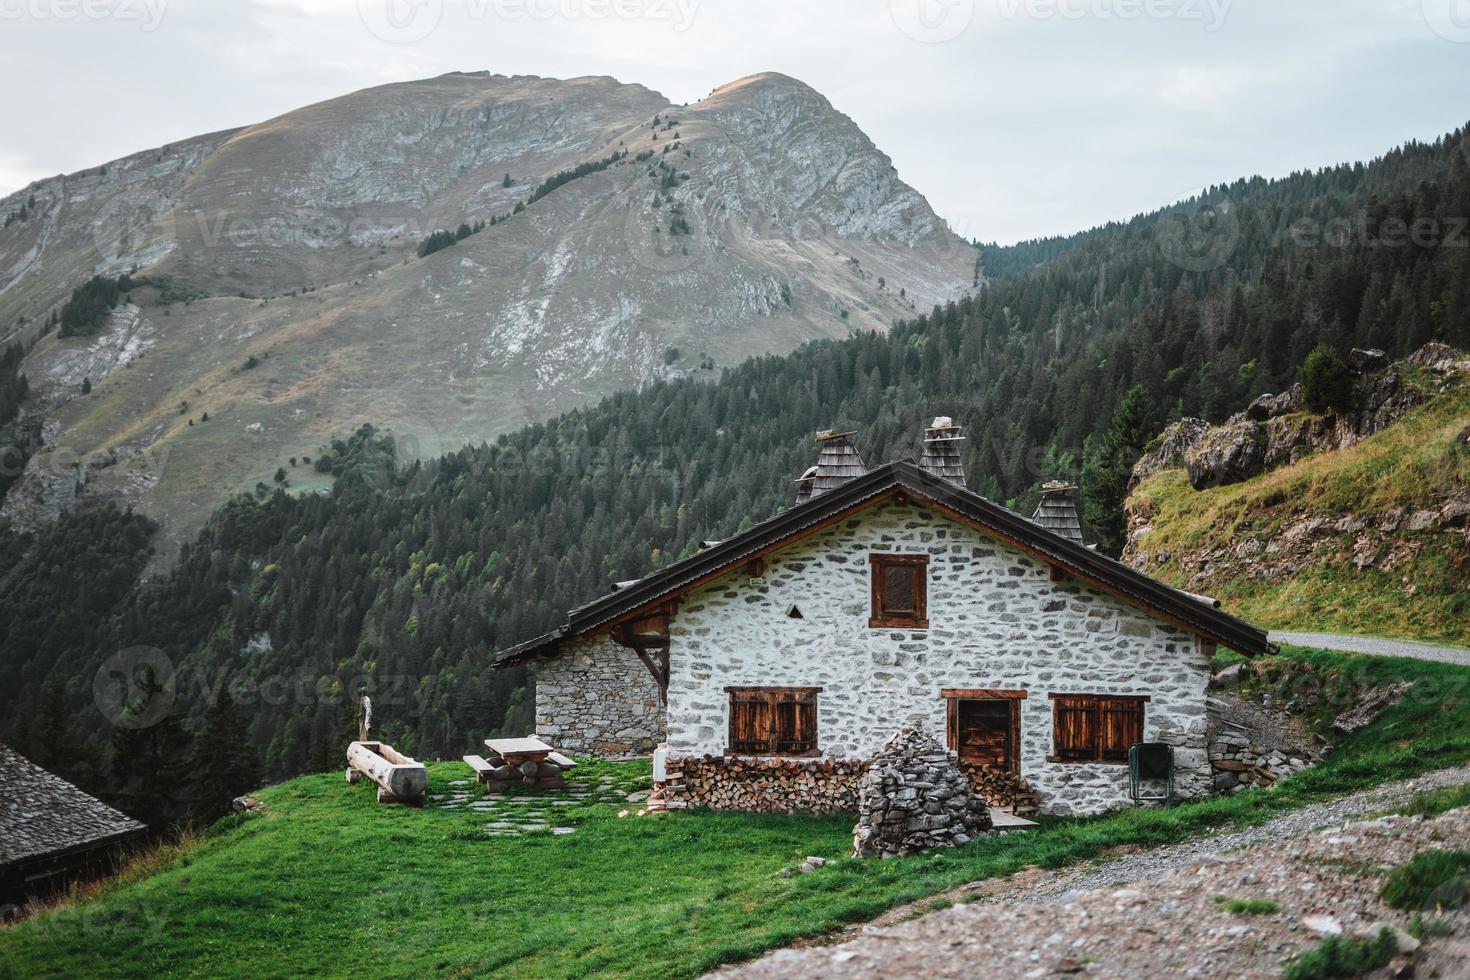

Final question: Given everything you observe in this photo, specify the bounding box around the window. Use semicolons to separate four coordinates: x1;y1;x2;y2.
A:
943;689;1026;774
726;687;819;756
1049;693;1148;763
869;553;929;628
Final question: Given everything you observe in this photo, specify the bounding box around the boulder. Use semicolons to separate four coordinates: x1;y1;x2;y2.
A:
1185;418;1266;490
1130;417;1209;489
853;727;991;858
1404;341;1463;372
1348;347;1390;373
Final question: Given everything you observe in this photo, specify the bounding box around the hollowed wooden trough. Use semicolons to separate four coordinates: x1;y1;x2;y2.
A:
346;740;427;805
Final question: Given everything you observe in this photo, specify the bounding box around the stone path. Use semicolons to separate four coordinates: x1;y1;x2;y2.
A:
426;777;644;836
1271;630;1470;666
722;764;1470;978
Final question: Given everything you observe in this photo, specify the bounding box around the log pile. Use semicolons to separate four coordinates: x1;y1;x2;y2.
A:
477;738;571;793
662;755;867;813
957;761;1042;817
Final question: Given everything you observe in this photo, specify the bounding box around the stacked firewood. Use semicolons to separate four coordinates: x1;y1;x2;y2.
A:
662;755;868;813
957;761;1042;817
480;753;569;792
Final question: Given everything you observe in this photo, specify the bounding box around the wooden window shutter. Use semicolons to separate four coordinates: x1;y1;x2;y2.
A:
869;554;929;628
1051;695;1096;761
1049;693;1148;763
726;687;820;756
1099;697;1145;762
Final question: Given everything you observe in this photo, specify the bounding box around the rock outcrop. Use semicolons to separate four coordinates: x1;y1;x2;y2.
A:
1124;344;1469;615
1169;343;1461;492
852;727;991;858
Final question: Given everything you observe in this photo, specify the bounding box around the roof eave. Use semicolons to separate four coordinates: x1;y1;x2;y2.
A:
492;460;1272;667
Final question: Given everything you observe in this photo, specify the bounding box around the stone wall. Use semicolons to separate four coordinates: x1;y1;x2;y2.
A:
664;501;1215;816
853;727;992;857
534;635;665;756
1207;692;1320;793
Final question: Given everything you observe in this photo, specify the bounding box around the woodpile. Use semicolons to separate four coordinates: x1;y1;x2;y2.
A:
472;737;573;793
662;755;867;813
957;761;1042;817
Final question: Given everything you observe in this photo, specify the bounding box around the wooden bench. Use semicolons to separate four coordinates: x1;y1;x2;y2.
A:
463;754;495;786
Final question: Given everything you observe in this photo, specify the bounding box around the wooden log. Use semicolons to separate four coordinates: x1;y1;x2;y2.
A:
345;768;362;784
348;740;427;802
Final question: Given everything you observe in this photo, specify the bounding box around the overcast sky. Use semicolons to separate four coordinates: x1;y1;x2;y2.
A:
2;0;1467;244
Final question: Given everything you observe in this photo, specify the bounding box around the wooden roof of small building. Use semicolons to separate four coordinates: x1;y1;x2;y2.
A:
1030;481;1085;545
917;417;967;489
810;431;865;496
0;745;144;867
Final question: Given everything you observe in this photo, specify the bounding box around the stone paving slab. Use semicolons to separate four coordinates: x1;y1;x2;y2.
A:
428;774;639;837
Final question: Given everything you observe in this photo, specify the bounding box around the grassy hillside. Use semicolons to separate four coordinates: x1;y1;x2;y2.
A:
1127;373;1470;645
4;648;1468;978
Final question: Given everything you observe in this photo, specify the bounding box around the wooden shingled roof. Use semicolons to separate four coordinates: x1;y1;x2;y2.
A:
917;417;967;489
0;745;144;867
810;431;865;496
494;460;1273;666
1030;481;1085;545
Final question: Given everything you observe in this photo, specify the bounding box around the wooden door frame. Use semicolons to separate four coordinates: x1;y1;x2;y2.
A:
942;688;1026;775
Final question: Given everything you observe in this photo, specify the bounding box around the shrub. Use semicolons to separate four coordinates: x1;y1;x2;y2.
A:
1298;344;1353;414
1282;929;1396;980
1214;896;1278;915
1380;849;1470;910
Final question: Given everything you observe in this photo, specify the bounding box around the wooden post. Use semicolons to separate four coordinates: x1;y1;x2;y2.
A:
357;694;372;743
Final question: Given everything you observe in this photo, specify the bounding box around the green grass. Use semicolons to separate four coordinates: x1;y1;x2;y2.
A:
1388;782;1470;819
1380;850;1470;911
1214;896;1279;915
3;646;1470;978
1282;929;1398;980
1130;375;1470;645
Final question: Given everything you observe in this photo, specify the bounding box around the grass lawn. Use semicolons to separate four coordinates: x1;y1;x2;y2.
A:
4;646;1469;979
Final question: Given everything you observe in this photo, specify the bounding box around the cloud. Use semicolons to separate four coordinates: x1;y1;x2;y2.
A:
1;0;1468;245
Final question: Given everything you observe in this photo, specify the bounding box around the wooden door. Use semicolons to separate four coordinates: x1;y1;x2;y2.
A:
955;699;1016;771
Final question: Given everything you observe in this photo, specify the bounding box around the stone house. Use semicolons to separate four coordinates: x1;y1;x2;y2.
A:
495;423;1270;816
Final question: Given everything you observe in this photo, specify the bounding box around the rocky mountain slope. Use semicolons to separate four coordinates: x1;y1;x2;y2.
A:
1124;344;1470;645
0;71;974;554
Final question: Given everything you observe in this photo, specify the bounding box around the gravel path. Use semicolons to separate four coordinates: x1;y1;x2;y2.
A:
983;763;1470;905
1271;630;1470;666
722;764;1470;978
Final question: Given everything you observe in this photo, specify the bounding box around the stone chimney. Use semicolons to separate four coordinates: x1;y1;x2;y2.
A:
1031;481;1084;545
809;430;866;498
918;416;967;488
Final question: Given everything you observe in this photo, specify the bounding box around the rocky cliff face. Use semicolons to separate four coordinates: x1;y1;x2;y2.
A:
1123;345;1470;641
0;71;975;553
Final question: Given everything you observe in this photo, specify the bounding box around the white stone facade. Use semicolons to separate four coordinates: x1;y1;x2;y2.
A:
663;502;1213;815
535;637;665;756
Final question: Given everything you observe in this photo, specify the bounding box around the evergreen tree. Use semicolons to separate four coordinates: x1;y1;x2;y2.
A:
1082;384;1154;557
189;690;260;822
109;714;193;831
